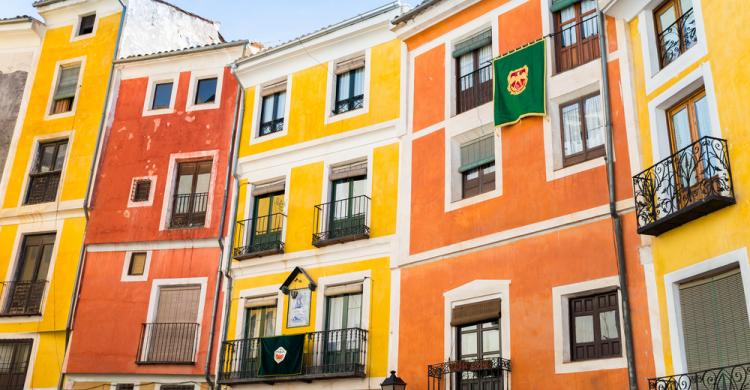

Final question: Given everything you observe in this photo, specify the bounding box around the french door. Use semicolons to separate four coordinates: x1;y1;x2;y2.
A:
250;192;284;252
329;176;366;238
457;321;502;390
325;292;362;372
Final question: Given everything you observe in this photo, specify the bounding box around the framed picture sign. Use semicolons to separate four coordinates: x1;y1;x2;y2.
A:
286;288;311;328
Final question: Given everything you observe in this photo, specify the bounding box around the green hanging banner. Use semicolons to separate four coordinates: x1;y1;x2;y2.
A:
258;334;305;377
493;39;546;127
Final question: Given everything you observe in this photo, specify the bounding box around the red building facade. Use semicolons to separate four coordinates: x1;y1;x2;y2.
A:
64;41;245;389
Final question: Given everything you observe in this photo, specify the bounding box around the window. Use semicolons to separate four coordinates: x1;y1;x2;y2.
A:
131;179;152;202
655;0;696;68
667;88;709;154
569;290;621;361
127;252;147;276
560;93;604;166
3;234;54;316
451;299;502;387
249;190;284;253
151;82;173;110
454;29;493;114
115;385;134;390
244;302;276;339
259;84;286;136
170;161;211;228
329;164;366;238
141;285;200;363
194;77;217;105
552;0;600;73
325;287;363;369
459;134;495;199
333;56;365;115
160;386;195;390
0;339;33;390
77;14;95;36
25;139;67;205
50;65;80;115
678;268;750;372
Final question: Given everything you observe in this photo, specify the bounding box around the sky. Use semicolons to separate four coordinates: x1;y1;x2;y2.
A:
2;0;402;45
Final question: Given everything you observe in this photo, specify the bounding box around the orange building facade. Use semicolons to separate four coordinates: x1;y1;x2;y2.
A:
391;0;655;388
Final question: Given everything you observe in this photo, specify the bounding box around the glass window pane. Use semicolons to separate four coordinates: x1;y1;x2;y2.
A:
680;0;694;13
478;45;492;67
658;5;677;33
599;310;619;340
459;53;474;78
54;143;67;171
336;72;350;101
195;78;217;105
0;344;13;373
39;145;55;172
693;95;710;138
327;296;344;331
482;329;500;353
128;253;146;275
585;95;605;149
460;332;477;356
195;171;211;193
581;0;597;13
152;82;173;109
670;107;692;150
36;242;53;280
347;294;362;329
261;95;274;123
275;92;286;120
263;307;276;336
560;5;576;22
352;68;364;96
575;315;595;343
17;246;40;281
247;309;259;338
177;171;194;195
562;103;583;156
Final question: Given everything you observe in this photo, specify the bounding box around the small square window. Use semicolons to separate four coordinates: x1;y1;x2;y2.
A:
78;14;96;36
151;82;173;110
195;77;218;105
127;252;147;276
131;179;152;202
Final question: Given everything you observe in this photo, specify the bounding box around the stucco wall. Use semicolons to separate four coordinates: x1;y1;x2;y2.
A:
0;70;28;181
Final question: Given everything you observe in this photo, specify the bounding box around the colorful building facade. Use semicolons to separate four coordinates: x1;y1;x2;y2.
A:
217;4;404;389
391;0;655;388
602;0;750;387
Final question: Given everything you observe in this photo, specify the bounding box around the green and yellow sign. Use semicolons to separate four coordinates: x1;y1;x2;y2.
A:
493;39;546;127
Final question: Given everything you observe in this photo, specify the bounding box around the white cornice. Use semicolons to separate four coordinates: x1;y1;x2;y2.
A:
38;0;121;29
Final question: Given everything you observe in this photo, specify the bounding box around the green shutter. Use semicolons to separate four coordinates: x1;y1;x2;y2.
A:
458;134;495;173
53;66;80;100
452;29;492;58
550;0;582;13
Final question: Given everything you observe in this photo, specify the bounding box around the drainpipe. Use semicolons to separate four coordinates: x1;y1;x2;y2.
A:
204;64;245;389
598;10;638;390
58;2;127;390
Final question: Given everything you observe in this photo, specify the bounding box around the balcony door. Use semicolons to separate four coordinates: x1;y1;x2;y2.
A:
147;285;200;363
667;89;712;203
250;192;284;252
241;305;276;375
172;160;211;228
5;234;54;316
329;176;366;239
457;321;502;390
325;291;362;372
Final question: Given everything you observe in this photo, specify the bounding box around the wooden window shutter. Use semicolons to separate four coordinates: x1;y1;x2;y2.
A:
330;159;367;181
53;65;81;100
252;178;285;197
452;29;492;58
451;298;501;326
679;268;750;372
324;282;364;297
155;285;201;323
335;55;365;75
459;134;495;173
262;80;287;96
245;295;278;308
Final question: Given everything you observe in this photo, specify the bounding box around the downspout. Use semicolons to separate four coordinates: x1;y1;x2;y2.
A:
598;10;638;390
58;2;127;390
204;63;245;389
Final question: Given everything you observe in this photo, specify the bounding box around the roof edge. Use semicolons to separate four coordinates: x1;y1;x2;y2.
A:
114;40;247;64
391;0;442;25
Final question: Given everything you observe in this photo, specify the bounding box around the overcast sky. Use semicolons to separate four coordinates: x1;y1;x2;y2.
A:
2;0;400;45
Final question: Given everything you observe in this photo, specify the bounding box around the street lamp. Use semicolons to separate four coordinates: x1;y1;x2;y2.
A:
380;370;406;390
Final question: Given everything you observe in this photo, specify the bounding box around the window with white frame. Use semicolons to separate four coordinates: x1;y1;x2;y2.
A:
453;29;493;114
150;82;174;110
25;138;68;205
140;285;201;364
194;77;218;106
259;80;287;137
560;92;605;167
50;64;81;115
654;0;696;68
568;290;621;361
0;339;33;390
333;55;365;115
76;13;96;37
459;134;495;199
131;178;152;203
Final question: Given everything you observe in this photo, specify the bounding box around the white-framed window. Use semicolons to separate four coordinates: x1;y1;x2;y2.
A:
24;137;69;205
237;178;287;259
257;78;288;138
451;28;493;115
314;271;372;333
0;232;56;317
186;70;223;112
128;175;157;208
142;74;179;116
46;58;85;119
325;50;371;123
158;150;218;231
120;250;151;282
235;285;284;340
72;13;97;40
445;123;502;210
551;276;628;373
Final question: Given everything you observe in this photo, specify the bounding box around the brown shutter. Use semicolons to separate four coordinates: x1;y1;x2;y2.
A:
324;282;364;297
335;55;365;74
252;178;286;196
330;159;367;181
451;298;501;326
245;295;278;308
155;285;201;323
262;80;287;96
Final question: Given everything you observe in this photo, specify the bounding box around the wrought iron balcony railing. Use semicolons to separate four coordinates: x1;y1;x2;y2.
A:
24;171;61;205
648;362;750;390
457;63;493;114
233;213;285;259
218;328;367;384
312;195;370;247
427;357;511;390
0;339;32;390
552;14;601;73
633;136;735;236
0;281;48;316
170;192;208;228
658;7;697;68
136;322;200;364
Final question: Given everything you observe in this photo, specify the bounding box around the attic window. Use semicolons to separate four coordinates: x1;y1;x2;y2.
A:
131;179;152;202
77;14;96;36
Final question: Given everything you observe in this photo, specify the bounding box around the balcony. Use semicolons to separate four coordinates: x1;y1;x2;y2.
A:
658;7;697;68
170;192;208;228
427;357;511;390
457;64;493;115
312;195;370;247
648;362;750;390
136;322;200;364
552;14;601;74
233;214;286;259
218;328;367;384
24;171;61;205
0;281;47;316
633;136;735;236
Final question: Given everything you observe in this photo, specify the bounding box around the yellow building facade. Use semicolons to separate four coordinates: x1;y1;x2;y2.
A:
218;4;405;389
603;0;750;386
0;0;122;387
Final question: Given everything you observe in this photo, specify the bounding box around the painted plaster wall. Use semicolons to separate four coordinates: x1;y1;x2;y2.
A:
626;0;750;376
0;70;28;183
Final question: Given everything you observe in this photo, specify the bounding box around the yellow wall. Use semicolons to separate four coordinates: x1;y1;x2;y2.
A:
627;0;750;375
227;257;392;377
0;11;120;388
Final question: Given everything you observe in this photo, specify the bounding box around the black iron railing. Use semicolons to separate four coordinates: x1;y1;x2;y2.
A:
649;362;750;390
312;195;370;247
260;118;284;136
427;357;511;390
170;192;208;228
0;281;47;316
233;213;285;259
633;136;734;236
219;328;367;384
334;94;364;115
457;64;493;114
552;14;601;73
136;322;200;364
658;8;697;68
24;171;61;205
0;339;32;390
